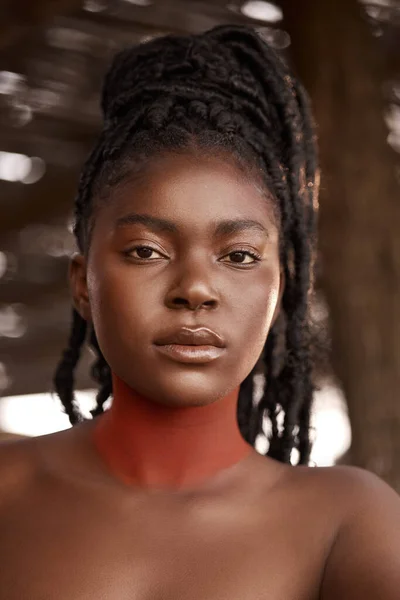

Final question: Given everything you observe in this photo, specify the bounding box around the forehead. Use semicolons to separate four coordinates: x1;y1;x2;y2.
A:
94;153;275;234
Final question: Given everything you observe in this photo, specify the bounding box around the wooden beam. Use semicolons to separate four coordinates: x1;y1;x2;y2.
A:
0;0;82;50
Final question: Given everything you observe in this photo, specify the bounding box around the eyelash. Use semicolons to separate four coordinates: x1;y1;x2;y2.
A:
123;245;262;265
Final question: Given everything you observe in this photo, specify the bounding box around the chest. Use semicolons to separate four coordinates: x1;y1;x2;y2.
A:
0;484;325;600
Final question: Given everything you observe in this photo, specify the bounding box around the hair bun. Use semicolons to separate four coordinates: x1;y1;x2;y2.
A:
100;33;243;123
101;37;191;119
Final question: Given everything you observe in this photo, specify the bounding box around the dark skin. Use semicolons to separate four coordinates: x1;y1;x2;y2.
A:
1;153;400;599
80;153;283;410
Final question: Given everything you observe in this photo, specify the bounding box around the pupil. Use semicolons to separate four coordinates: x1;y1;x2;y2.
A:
138;247;152;258
231;252;244;262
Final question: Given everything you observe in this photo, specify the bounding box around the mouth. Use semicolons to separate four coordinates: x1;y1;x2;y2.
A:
153;326;226;364
154;343;226;364
154;326;225;347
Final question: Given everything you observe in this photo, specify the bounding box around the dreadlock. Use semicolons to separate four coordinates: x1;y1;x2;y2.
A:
53;24;318;465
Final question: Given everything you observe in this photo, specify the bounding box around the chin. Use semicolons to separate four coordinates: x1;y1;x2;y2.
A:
148;372;233;408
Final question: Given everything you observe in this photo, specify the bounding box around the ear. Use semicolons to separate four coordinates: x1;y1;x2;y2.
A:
270;268;285;328
69;253;92;322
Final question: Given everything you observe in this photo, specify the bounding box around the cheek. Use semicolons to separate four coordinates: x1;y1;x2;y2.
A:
225;267;281;371
86;260;152;347
242;282;279;349
256;283;279;332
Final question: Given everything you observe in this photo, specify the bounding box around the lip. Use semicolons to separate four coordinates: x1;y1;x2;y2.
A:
154;344;226;364
153;326;226;364
154;327;225;348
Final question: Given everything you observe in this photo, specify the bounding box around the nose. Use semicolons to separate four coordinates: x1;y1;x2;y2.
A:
164;256;220;311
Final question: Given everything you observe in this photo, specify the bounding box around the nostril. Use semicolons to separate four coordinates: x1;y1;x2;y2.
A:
168;297;218;310
173;298;188;305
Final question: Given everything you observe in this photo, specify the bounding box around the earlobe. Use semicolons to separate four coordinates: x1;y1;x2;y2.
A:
69;253;92;322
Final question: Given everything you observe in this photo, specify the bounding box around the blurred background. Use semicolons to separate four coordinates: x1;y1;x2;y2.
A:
0;0;399;488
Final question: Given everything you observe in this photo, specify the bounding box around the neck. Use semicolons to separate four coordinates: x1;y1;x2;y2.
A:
92;373;253;491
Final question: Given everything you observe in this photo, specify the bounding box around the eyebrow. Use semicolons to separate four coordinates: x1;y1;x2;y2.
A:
115;213;269;237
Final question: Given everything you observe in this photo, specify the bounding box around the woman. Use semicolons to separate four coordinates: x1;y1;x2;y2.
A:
1;24;399;600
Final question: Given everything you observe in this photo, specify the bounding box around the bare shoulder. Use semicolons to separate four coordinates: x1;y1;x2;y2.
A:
0;427;80;507
294;461;399;498
288;464;400;600
248;449;399;512
282;461;400;524
0;421;115;513
0;436;40;507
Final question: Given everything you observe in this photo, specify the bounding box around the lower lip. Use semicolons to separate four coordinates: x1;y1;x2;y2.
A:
154;344;225;364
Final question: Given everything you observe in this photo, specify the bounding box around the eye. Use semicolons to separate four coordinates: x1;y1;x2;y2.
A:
124;245;165;260
221;249;262;265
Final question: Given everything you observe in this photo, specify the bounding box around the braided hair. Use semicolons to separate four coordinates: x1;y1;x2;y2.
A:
53;24;319;465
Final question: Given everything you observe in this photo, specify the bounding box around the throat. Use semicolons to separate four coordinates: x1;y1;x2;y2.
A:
92;373;254;491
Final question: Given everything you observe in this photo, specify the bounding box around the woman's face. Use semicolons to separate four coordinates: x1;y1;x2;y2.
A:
71;152;283;407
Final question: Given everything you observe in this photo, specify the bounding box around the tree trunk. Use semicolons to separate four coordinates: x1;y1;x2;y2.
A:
281;0;400;490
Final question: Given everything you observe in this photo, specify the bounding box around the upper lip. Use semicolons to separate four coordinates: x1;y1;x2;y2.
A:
154;327;225;348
